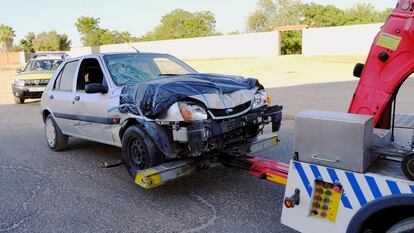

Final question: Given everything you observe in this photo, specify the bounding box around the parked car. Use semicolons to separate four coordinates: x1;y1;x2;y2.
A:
40;52;282;177
12;52;66;104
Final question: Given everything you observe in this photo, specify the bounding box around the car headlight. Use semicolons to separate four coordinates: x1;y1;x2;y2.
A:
13;79;25;87
252;90;271;109
178;102;208;121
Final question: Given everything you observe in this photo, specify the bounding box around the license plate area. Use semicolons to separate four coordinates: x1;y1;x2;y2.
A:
28;87;45;92
309;180;342;222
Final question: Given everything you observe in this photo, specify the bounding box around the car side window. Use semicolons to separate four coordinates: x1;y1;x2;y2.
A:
76;58;106;91
54;61;79;92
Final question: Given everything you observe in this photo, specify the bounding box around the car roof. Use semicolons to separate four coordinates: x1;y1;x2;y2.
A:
68;52;171;61
31;52;67;61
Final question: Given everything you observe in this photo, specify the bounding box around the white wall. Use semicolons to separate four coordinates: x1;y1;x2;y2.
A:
302;23;382;56
67;46;100;58
98;32;280;59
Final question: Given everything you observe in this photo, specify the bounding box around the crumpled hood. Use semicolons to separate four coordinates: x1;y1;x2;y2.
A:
120;73;261;118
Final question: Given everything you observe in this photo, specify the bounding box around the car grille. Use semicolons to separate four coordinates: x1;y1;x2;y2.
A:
209;101;252;118
25;79;49;86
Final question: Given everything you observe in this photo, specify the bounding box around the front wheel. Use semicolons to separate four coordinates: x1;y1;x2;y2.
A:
14;97;25;104
121;125;164;177
45;115;68;151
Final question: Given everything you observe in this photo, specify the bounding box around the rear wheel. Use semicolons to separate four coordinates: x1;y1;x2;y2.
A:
14;97;25;104
45;115;68;151
401;153;414;181
121;125;164;177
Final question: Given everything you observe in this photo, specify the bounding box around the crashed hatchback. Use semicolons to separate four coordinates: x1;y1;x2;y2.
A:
41;53;282;179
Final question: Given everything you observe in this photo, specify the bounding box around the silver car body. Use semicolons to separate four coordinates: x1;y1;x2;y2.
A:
41;53;282;158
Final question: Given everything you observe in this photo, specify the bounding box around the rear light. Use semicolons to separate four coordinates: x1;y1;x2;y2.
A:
284;189;300;208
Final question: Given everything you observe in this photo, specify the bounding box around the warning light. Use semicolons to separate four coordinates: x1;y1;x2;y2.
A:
284;199;293;208
333;186;341;193
284;189;300;208
266;96;272;105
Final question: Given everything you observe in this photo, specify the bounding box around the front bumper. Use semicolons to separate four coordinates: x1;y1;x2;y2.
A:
173;105;283;156
12;84;46;99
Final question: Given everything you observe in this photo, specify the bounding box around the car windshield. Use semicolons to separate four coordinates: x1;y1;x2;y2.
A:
24;59;63;72
103;54;197;86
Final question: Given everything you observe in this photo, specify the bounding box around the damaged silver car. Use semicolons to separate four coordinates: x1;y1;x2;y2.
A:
41;53;282;178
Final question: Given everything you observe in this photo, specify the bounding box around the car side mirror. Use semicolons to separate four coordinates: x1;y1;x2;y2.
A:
85;83;108;94
16;69;22;73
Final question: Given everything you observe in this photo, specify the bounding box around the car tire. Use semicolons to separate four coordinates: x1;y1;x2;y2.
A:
14;97;25;104
387;217;414;233
401;153;414;181
122;125;164;177
45;115;68;151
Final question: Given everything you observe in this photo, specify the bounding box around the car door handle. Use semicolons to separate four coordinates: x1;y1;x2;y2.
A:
49;95;53;100
74;96;80;101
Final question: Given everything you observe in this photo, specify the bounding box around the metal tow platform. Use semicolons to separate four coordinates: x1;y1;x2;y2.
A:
134;159;204;189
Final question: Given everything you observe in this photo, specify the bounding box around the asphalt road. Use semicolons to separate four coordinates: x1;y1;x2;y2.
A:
1;78;413;233
0;101;296;233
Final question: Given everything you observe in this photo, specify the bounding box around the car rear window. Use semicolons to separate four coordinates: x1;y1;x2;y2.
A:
54;61;79;92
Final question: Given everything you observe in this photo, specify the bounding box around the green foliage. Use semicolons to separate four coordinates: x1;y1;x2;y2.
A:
345;3;383;24
29;31;71;51
0;24;15;52
301;3;349;27
140;9;219;41
247;0;302;32
19;32;36;52
246;1;395;55
75;16;139;46
281;31;302;55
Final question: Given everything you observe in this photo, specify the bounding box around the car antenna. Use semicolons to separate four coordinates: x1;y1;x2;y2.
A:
121;34;140;53
127;42;140;53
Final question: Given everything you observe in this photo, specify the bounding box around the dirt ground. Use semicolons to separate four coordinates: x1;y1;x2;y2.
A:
0;65;21;104
186;55;366;88
0;55;366;105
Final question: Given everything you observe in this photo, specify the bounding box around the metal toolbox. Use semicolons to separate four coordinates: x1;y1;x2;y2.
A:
294;110;377;173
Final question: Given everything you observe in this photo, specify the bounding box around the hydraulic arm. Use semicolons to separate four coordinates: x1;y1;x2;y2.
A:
349;0;414;128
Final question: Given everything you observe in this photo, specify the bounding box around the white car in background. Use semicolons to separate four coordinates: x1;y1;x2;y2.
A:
12;52;66;104
41;52;282;178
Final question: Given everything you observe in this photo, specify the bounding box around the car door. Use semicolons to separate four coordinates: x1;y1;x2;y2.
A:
71;56;118;145
49;60;79;136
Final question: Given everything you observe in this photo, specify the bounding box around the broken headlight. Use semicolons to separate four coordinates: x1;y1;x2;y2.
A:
252;90;271;109
178;102;208;121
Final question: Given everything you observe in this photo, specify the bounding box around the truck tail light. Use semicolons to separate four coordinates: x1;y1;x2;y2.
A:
284;189;300;208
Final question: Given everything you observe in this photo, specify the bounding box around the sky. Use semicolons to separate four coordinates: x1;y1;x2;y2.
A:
1;0;395;47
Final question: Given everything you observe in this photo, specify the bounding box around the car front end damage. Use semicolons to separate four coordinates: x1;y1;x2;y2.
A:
170;104;282;157
117;73;283;160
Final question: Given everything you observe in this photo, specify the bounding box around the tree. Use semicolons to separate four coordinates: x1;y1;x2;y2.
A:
301;3;349;27
32;31;71;51
0;24;15;52
75;17;102;46
378;8;394;22
246;0;303;54
246;0;302;32
75;16;139;46
345;3;382;24
19;32;36;53
140;9;219;41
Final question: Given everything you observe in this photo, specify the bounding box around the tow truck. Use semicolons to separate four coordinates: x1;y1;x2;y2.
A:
103;1;414;232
